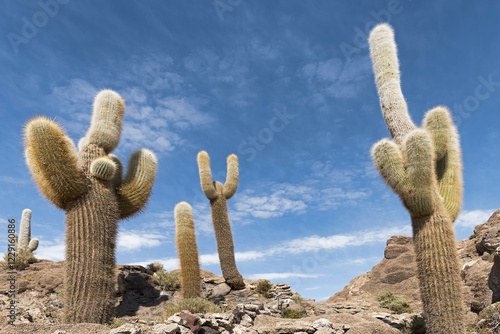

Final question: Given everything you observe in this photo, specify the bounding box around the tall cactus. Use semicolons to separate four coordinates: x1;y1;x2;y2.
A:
19;209;39;253
175;201;202;298
24;90;157;324
369;24;464;334
197;151;245;290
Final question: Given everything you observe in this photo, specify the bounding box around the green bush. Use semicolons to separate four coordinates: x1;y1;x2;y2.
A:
376;291;412;314
2;248;38;270
147;262;181;291
255;279;273;298
281;308;304;319
162;297;221;318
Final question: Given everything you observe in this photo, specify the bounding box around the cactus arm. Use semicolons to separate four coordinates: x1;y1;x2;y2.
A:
28;238;39;252
85;90;125;153
109;154;123;188
90;156;117;181
197;150;217;200
24;117;88;209
436;125;463;222
223;154;239;199
423;107;463;221
368;23;416;144
403;130;436;217
371;139;408;196
18;209;32;249
422;106;452;160
175;201;201;299
117;149;157;219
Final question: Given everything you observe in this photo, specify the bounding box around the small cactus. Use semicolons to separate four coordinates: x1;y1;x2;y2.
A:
197;151;245;290
175;201;201;299
24;90;157;324
369;23;464;334
19;209;39;252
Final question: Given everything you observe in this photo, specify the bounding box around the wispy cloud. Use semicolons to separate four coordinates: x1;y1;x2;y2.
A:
117;229;168;252
455;209;496;228
36;239;65;262
0;176;28;185
135;225;410;270
298;55;371;100
46;76;215;155
232;161;372;222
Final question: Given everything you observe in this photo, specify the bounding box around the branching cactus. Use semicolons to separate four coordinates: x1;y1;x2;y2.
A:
196;150;245;290
175;201;201;298
24;90;157;324
369;24;464;334
19;209;39;253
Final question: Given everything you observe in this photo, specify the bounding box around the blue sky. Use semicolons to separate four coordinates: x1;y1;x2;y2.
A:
1;1;500;301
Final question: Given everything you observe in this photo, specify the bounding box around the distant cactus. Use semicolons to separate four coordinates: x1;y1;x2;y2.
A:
196;151;245;290
175;201;201;298
369;24;464;334
19;209;39;253
24;90;157;324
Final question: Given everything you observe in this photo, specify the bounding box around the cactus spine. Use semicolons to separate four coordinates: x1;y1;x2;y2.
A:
197;151;245;290
369;24;464;334
175;201;202;299
24;90;157;324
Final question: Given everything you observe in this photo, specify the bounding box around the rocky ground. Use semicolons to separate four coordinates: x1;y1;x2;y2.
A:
1;211;500;334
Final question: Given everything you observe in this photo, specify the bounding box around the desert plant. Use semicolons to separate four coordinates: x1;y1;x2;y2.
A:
2;209;40;271
369;23;464;333
376;291;412;314
255;279;273;298
175;201;202;298
147;261;165;273
24;90;157;324
196;150;244;290
18;209;39;253
162;297;221;318
281;308;304;319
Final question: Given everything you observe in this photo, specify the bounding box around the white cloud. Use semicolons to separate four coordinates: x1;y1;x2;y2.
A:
35;240;65;262
455;209;496;228
117;229;167;252
247;272;320;280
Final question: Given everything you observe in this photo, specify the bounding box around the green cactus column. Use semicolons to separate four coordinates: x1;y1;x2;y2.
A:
175;201;202;298
369;24;464;334
24;90;157;324
197;151;245;290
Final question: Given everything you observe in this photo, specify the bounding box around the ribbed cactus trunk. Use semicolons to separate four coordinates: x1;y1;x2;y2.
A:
210;182;244;290
175;202;201;299
64;144;119;323
412;208;464;333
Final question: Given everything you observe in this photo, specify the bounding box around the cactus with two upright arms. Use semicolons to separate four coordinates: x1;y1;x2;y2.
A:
369;24;464;334
24;90;157;324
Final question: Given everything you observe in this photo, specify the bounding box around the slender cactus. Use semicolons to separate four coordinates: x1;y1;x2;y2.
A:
369;24;464;334
24;90;157;324
197;151;245;290
175;201;202;299
19;209;39;252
